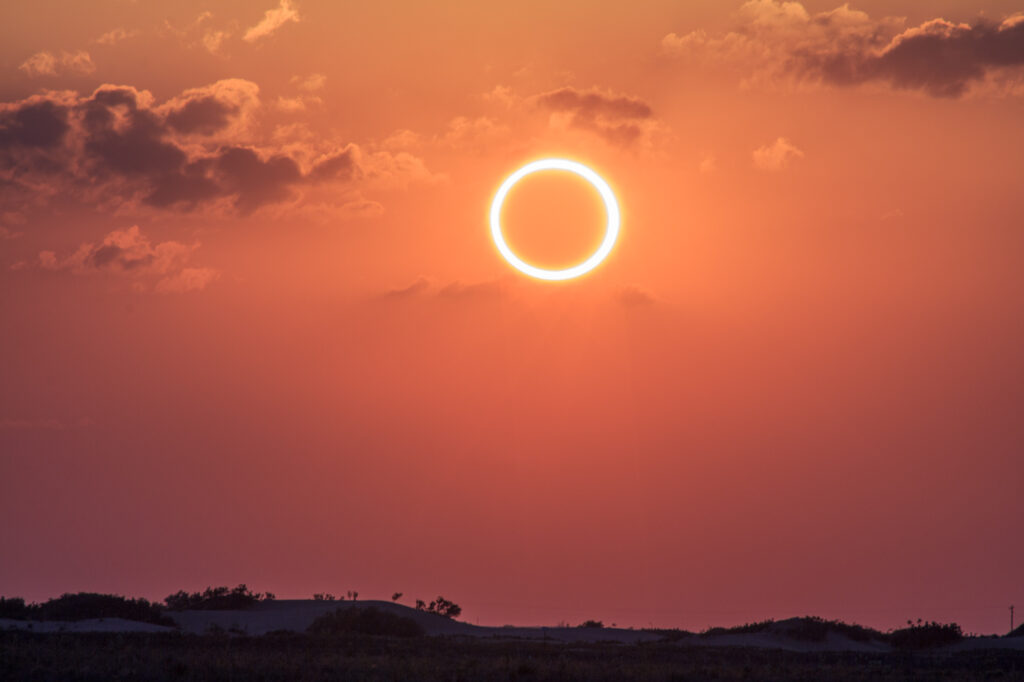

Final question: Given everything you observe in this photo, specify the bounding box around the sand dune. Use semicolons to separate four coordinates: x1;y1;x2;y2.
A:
4;601;1022;653
0;617;175;634
168;600;663;643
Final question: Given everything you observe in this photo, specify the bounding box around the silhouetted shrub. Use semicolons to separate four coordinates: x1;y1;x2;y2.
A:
701;620;774;637
778;617;882;643
414;596;462;619
35;593;173;626
0;597;30;620
164;584;274;611
578;620;604;629
313;593;336;601
307;607;423;637
888;620;963;649
643;627;694;642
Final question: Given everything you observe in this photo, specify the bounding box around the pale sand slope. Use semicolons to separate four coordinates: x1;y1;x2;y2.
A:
0;617;175;633
693;618;1024;653
4;602;1023;652
169;600;663;643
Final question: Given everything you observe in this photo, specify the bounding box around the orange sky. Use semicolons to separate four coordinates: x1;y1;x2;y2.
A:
2;0;1024;634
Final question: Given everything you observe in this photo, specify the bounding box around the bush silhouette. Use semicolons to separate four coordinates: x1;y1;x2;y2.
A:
165;584;274;611
777;617;882;643
578;620;604;629
702;620;774;637
888;620;963;649
307;607;423;637
0;597;30;620
414;596;462;619
0;593;174;625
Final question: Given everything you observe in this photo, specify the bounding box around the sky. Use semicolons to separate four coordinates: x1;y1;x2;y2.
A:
1;0;1023;635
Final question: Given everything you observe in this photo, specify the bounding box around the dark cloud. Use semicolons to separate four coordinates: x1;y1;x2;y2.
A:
537;87;653;120
0;80;360;214
664;3;1024;99
143;161;223;209
437;280;506;301
617;285;657;307
534;87;655;146
382;277;508;302
164;95;237;135
384;277;431;298
798;16;1024;98
90;242;151;269
37;225;218;293
0;99;69;150
214;146;302;212
308;148;358;182
82;86;189;177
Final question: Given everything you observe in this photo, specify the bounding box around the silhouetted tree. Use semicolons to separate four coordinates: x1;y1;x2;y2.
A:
415;596;461;619
0;597;30;619
165;584;273;611
313;593;336;601
889;620;963;649
25;593;173;625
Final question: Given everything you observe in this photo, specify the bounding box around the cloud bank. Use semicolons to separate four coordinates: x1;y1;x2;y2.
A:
535;86;657;146
38;225;218;294
663;1;1024;98
0;80;360;214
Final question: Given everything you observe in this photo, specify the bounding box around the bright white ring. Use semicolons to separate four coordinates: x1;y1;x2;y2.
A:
490;159;620;281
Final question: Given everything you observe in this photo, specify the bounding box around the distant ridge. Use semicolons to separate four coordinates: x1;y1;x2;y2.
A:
3;602;1024;652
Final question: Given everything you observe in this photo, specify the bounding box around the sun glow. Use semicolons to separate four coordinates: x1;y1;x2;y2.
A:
490;159;620;281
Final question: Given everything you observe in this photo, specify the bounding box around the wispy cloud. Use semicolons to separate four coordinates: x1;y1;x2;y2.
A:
163;11;233;55
617;284;658;307
535;86;657;147
244;0;300;43
383;277;510;302
753;137;804;171
19;50;95;77
95;27;137;46
291;73;326;92
37;225;218;294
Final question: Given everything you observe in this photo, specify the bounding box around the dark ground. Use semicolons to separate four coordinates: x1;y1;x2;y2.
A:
3;631;1024;681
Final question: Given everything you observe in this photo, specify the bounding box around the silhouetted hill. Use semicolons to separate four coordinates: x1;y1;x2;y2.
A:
0;593;171;626
1;594;1021;654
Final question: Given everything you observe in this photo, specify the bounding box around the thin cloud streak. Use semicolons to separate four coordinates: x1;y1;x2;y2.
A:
244;0;300;43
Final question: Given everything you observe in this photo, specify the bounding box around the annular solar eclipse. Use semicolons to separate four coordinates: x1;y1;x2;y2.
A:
490;159;620;281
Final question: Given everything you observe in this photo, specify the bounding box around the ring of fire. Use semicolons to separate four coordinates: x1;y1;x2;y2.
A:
490;159;620;281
